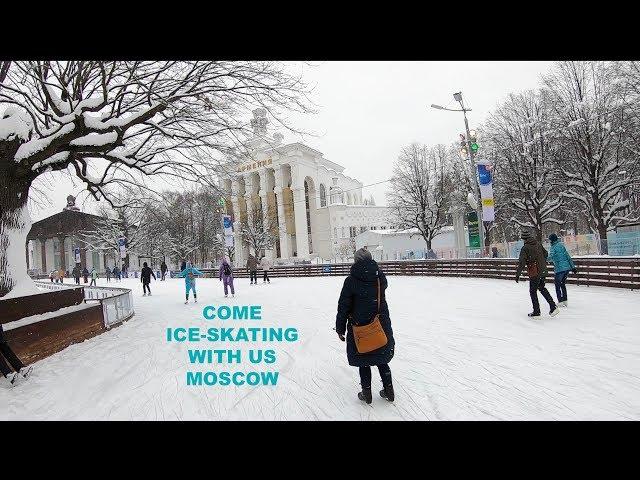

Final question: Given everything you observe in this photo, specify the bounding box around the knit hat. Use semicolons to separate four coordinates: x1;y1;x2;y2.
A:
354;248;372;263
549;233;559;243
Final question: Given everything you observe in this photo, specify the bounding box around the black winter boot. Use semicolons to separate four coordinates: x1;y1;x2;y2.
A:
380;382;394;402
358;386;372;404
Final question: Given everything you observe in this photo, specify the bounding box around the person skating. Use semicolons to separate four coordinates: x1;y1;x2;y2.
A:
260;256;271;283
218;257;235;297
548;233;577;307
336;248;396;404
179;262;203;304
89;267;97;286
141;262;156;296
515;230;559;318
160;261;168;281
106;267;111;283
246;254;258;285
82;267;89;284
72;264;81;285
0;325;33;387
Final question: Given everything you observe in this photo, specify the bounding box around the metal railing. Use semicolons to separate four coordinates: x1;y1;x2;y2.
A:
35;281;135;327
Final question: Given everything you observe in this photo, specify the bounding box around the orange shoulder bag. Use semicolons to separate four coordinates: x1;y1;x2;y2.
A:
352;278;388;354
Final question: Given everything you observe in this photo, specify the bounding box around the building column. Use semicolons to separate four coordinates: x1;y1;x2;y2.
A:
231;179;244;268
274;166;291;260
58;236;66;272
40;239;47;273
258;170;275;261
291;165;310;259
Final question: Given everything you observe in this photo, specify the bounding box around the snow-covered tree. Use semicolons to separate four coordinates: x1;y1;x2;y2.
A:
79;197;152;269
387;143;451;249
483;90;564;240
241;202;279;257
335;238;356;262
0;61;309;296
542;61;640;249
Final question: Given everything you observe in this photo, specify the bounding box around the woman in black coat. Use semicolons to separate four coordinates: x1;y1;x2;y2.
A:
336;248;395;404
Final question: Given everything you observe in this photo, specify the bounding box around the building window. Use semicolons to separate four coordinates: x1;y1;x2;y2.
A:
341;227;345;238
350;227;357;238
320;184;327;207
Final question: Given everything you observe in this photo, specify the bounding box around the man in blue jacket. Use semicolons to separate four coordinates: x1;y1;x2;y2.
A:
178;262;203;304
547;234;577;307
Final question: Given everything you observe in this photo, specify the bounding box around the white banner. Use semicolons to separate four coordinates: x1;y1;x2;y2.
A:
477;161;495;222
74;247;81;264
225;235;234;248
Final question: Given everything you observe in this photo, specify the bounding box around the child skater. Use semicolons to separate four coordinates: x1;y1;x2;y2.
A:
179;262;203;304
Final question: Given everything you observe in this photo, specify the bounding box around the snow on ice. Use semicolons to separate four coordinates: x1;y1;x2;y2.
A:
1;276;639;420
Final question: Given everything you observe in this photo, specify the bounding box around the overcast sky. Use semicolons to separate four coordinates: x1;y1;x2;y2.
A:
30;61;554;222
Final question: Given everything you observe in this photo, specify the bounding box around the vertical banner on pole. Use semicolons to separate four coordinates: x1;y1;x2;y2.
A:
74;247;81;264
467;211;481;249
118;237;127;259
222;214;233;237
477;161;495;222
222;214;234;248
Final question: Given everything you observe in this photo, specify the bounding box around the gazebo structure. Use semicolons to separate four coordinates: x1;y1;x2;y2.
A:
26;195;114;275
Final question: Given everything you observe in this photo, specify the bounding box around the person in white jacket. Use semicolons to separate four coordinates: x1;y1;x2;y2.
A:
260;256;272;283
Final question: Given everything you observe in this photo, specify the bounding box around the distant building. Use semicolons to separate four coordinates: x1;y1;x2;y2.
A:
26;195;139;275
355;226;466;261
217;109;393;264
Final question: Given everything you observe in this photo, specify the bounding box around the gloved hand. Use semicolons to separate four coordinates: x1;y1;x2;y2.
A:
338;333;345;342
572;268;578;274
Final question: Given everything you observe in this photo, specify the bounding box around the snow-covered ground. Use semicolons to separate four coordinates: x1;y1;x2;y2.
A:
1;275;639;420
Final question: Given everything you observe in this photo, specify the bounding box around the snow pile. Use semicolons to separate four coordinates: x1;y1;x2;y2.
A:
3;303;95;332
1;204;40;300
14;123;75;162
70;131;117;147
1;276;639;420
0;107;33;142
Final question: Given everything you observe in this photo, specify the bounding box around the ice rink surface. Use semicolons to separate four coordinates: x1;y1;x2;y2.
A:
2;275;639;420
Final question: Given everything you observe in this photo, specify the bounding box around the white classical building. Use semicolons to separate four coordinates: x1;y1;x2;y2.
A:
217;109;393;265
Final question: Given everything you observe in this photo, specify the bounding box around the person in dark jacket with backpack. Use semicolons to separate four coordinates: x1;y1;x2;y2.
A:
219;258;235;297
141;262;156;296
336;248;395;404
515;230;559;318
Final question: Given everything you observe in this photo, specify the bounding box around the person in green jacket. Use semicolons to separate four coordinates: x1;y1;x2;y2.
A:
547;233;577;307
515;230;559;318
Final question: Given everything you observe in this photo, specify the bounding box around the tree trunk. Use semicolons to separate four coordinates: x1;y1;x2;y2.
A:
597;222;608;255
0;148;36;297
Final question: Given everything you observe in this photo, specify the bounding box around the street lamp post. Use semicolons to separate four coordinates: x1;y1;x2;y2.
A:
431;92;485;254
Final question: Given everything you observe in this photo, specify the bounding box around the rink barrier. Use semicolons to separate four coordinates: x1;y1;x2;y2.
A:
191;258;640;290
3;304;106;365
33;281;135;327
0;283;136;365
0;286;85;324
